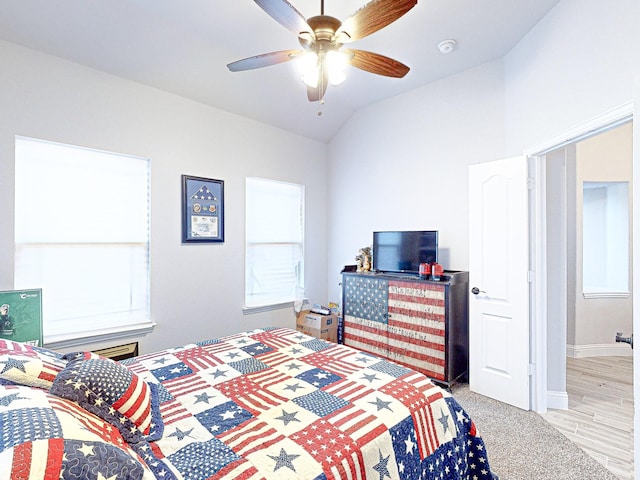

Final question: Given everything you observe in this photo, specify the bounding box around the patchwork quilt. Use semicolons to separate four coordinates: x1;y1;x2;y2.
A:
1;327;495;480
124;327;494;480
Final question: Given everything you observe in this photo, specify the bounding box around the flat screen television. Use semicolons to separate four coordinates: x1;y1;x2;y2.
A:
373;230;438;274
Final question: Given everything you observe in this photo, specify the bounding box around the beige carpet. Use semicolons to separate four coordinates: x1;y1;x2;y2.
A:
451;384;619;480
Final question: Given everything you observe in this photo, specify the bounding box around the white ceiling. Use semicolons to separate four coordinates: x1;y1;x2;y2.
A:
0;0;560;143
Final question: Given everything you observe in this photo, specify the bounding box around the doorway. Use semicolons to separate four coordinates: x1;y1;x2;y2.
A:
538;121;634;478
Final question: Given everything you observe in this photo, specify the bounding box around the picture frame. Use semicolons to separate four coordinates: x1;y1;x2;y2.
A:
0;289;43;346
181;175;225;243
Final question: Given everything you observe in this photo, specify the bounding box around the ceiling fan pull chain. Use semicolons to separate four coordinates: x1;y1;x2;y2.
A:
317;60;325;116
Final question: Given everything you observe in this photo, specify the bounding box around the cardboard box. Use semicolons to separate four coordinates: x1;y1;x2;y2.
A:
297;311;338;330
296;324;338;343
296;310;338;342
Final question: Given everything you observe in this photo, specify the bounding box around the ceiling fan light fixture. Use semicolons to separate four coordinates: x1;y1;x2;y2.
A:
297;52;320;87
228;0;418;103
328;69;346;86
326;50;349;85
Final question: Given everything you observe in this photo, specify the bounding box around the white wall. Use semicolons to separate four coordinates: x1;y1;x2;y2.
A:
633;75;640;480
504;0;640;154
545;148;569;394
328;0;640;303
327;60;506;301
0;40;329;353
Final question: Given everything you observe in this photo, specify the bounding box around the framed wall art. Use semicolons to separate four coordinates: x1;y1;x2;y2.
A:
182;175;225;243
0;289;43;346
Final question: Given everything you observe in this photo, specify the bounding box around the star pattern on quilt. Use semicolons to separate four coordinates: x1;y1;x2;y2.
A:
296;368;340;388
283;382;304;392
0;391;26;407
457;407;469;424
168;427;195;441
438;409;451;433
361;372;380;383
268;448;300;472
0;357;29;374
369;397;393;412
78;442;96;456
210;368;228;379
356;354;375;364
275;409;301;426
111;328;496;480
404;435;416;454
373;449;392;480
194;392;215;404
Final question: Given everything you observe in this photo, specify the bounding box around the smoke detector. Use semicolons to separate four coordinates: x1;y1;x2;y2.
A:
438;39;457;54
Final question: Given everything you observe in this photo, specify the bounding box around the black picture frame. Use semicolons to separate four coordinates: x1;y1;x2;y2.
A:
181;175;224;243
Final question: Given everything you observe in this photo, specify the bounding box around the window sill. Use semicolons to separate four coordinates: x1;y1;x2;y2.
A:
44;321;156;350
243;297;314;315
582;292;630;299
242;301;296;315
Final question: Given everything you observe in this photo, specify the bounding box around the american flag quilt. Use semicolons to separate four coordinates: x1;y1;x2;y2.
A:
122;327;495;480
0;385;155;480
50;352;164;444
0;339;67;389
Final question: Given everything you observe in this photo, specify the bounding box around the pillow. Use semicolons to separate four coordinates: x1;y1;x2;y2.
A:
0;339;67;389
50;354;164;443
0;385;154;480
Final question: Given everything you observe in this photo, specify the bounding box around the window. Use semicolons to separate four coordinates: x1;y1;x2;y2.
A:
14;137;152;345
245;177;304;310
582;181;629;296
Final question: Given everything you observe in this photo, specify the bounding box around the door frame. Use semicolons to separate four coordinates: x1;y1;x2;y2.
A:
524;101;634;413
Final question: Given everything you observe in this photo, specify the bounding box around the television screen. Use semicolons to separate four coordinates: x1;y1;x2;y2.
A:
373;230;438;274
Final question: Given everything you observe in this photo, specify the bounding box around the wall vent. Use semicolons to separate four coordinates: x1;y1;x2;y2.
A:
93;342;138;361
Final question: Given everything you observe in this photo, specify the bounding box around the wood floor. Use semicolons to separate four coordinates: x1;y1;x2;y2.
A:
541;356;634;480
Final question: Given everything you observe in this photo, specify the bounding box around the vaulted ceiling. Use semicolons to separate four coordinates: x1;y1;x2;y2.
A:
0;0;560;142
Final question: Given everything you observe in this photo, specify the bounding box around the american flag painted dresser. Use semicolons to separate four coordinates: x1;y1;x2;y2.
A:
342;270;469;387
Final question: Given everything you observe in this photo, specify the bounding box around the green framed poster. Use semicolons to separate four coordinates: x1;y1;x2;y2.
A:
0;289;43;346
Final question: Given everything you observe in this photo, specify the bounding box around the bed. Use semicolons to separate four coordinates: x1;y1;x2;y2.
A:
1;327;496;479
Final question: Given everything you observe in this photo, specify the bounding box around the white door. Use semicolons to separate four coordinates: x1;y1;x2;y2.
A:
468;156;530;410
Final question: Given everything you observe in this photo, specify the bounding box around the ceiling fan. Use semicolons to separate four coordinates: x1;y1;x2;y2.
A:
227;0;418;102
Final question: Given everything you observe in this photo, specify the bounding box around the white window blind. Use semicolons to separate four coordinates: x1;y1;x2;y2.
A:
245;177;304;309
14;137;151;344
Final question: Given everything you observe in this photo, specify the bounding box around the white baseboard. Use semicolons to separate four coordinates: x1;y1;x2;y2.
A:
566;343;633;358
546;390;569;410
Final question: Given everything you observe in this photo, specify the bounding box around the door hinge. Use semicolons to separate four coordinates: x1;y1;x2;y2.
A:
528;364;536;376
527;177;535;190
528;270;535;283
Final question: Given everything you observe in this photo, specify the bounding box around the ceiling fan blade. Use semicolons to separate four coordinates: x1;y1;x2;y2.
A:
307;68;329;102
336;0;417;43
344;49;410;78
227;50;303;72
254;0;313;37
